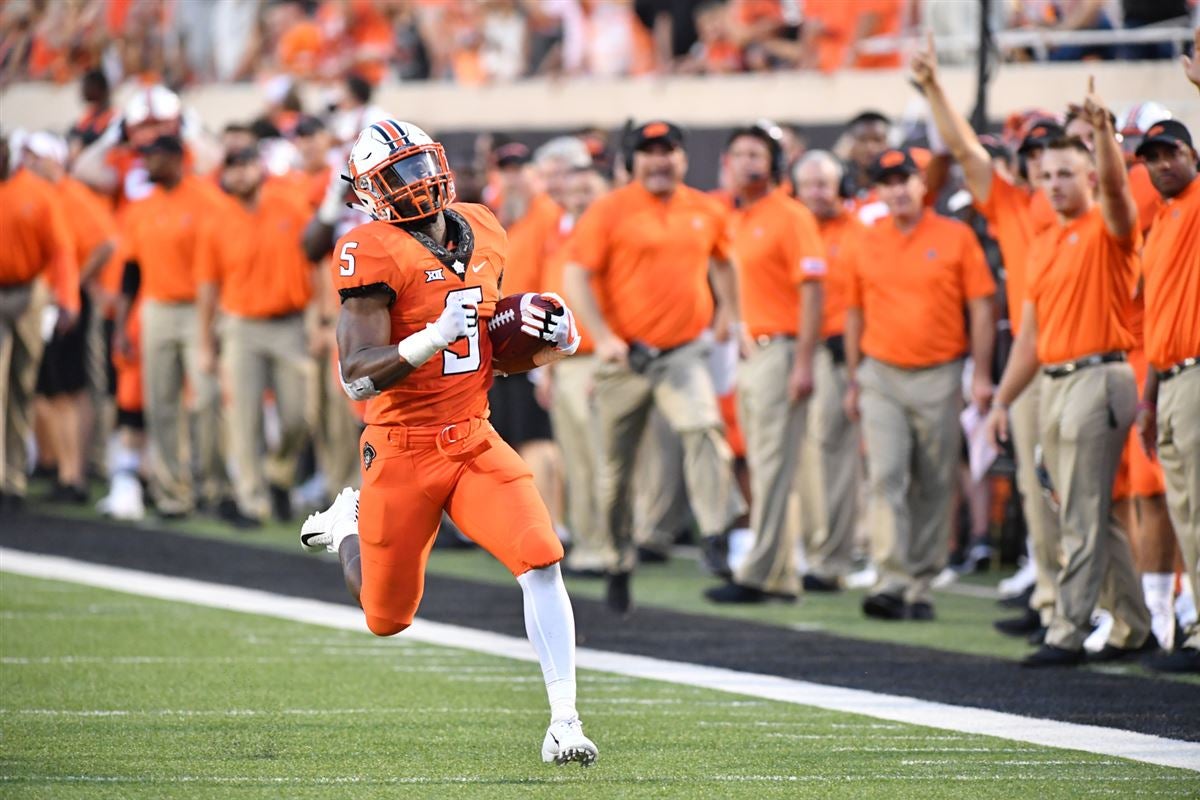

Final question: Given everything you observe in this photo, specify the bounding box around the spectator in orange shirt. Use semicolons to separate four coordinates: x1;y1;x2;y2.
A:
845;147;996;622
0;135;80;510
116;134;232;522
563;120;747;612
488;141;566;532
1136;118;1200;673
705;125;825;605
912;37;1063;641
987;81;1152;668
793;149;865;592
197;146;317;525
23;132;117;504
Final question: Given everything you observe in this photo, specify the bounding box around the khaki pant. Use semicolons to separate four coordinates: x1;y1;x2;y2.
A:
0;281;47;497
313;351;362;494
1156;365;1200;650
595;339;746;573
632;407;691;556
141;300;227;514
1040;362;1149;650
734;338;807;594
859;358;963;604
1010;375;1063;625
220;314;316;519
800;345;860;581
549;354;608;571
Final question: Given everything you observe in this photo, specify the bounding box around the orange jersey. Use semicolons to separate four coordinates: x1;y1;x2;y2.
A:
121;175;228;304
500;193;562;297
1027;206;1139;365
847;210;995;368
974;170;1057;335
567;181;730;350
728;188;826;339
1142;175;1200;371
332;203;508;427
816;211;865;339
196;180;314;318
0;169;80;311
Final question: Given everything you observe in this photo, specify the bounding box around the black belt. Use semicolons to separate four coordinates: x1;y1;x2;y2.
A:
1042;351;1125;379
0;281;32;292
1160;356;1200;382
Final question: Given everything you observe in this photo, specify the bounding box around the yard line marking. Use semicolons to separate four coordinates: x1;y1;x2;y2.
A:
2;548;1197;773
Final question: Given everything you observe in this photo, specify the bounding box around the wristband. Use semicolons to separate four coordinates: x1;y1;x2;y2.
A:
396;324;450;368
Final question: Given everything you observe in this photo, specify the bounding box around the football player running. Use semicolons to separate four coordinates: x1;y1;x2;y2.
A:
299;120;593;766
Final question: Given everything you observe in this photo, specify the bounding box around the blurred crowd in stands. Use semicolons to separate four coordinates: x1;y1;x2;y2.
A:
2;0;1197;89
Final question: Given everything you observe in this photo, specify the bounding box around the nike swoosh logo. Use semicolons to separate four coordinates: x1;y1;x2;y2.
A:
472;261;488;273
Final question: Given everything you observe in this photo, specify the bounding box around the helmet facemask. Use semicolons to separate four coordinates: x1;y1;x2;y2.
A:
353;142;456;223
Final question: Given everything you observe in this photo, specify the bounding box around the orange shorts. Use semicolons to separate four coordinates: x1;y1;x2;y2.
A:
1111;439;1132;502
719;393;745;458
113;306;143;414
356;419;564;630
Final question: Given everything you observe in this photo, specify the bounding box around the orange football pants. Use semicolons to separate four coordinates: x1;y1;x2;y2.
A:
356;418;564;634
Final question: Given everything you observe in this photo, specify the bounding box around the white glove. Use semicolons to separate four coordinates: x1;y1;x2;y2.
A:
430;295;479;348
521;292;580;356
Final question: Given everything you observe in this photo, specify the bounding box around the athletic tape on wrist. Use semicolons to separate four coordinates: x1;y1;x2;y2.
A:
397;324;448;368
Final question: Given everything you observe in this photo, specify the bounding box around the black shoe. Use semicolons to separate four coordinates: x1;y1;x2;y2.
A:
217;498;261;530
1027;626;1048;645
605;572;632;615
156;509;188;522
1088;636;1160;663
1145;647;1200;674
994;608;1042;637
906;601;935;621
701;533;732;579
704;582;797;604
862;593;906;620
1021;644;1084;668
999;584;1034;609
49;482;89;505
561;565;606;579
802;574;841;593
269;484;293;522
636;546;670;565
31;464;57;481
0;492;25;513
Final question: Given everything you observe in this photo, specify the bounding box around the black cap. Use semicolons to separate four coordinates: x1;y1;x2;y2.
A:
223;146;259;167
138;134;184;156
631;120;684;151
869;148;920;183
1018;120;1065;155
494;141;531;168
1134;119;1193;158
293;115;326;138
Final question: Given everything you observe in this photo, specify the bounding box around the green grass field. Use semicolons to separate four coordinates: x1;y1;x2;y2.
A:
1;571;1196;799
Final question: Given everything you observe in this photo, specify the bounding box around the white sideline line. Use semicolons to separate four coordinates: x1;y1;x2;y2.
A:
2;548;1198;774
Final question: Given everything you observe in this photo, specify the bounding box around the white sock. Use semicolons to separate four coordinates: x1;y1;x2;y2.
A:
517;564;578;723
1142;573;1175;650
1177;578;1198;630
108;440;141;476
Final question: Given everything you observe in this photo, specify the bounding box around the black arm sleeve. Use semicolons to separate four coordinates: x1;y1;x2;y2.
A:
121;260;141;299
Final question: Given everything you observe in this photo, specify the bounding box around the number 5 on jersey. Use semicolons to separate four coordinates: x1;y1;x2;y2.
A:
339;241;358;276
443;287;483;376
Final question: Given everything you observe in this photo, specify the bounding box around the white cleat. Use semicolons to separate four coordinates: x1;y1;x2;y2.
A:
541;717;597;767
97;473;145;521
299;488;359;553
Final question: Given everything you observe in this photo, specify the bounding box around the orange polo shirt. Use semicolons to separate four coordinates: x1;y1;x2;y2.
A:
973;170;1057;336
567;181;730;350
1027;205;1139;365
196;180;314;318
728;188;826;339
543;215;599;356
1128;162;1163;236
122;175;227;304
501;193;562;298
1142;176;1200;371
816;211;865;339
847;210;995;368
60;177;117;268
0;169;80;311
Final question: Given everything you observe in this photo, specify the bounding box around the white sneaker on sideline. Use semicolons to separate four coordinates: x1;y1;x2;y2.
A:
97;473;144;521
845;565;877;589
998;559;1037;598
300;488;359;553
541;717;597;767
1084;610;1114;653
